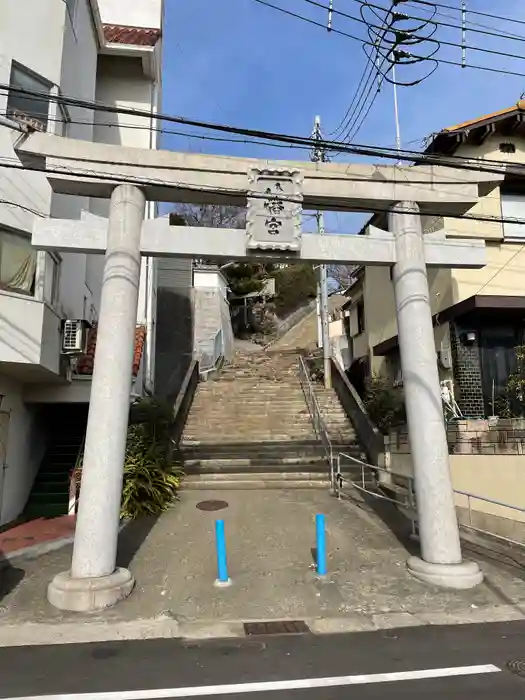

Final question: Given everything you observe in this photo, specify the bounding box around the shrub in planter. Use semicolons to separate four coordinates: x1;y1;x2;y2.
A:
75;398;182;520
121;421;182;519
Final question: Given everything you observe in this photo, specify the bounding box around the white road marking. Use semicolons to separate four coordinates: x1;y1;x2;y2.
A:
5;664;501;700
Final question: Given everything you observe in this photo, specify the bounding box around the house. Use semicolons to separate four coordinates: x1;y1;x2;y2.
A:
344;99;525;418
0;0;164;524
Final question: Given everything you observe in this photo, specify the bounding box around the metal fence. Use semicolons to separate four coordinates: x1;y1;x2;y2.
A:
297;358;525;552
336;452;525;550
298;355;336;489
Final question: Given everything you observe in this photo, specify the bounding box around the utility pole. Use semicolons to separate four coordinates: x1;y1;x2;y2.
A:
311;116;331;389
392;63;402;163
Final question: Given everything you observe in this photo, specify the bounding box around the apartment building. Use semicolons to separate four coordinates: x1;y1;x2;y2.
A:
0;0;163;524
344;100;525;418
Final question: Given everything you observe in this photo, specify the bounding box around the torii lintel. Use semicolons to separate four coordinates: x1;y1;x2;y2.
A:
15;131;504;214
33;212;486;269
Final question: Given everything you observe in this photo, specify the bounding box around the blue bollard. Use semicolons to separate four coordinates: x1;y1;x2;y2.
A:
215;519;231;586
316;514;327;576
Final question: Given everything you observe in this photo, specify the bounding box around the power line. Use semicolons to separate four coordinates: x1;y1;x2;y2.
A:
328;50;378;138
306;0;525;66
335;14;393;142
2;154;525;230
0;111;315;153
429;0;525;29
252;0;525;78
358;0;525;45
5;83;525;178
0;198;46;217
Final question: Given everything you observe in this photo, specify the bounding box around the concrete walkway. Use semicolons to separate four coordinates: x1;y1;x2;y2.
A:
1;487;525;644
271;310;318;351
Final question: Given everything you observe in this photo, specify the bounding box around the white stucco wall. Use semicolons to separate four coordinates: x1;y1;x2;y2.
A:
0;0;164;524
92;54;160;392
97;0;163;29
194;270;228;300
0;375;47;525
52;0;104;322
0;0;66;235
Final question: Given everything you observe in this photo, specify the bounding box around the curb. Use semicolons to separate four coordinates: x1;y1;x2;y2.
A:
2;519;130;565
0;605;523;647
2;535;76;564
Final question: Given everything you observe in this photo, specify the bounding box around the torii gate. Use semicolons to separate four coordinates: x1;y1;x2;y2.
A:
17;132;503;611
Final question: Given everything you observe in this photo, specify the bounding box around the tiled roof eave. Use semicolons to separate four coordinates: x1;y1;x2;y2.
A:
102;24;161;47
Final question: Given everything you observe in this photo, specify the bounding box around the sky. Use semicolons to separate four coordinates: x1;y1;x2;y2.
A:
160;0;525;231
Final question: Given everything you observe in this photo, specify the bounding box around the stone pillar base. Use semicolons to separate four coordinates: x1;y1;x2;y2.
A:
48;568;134;612
407;556;483;590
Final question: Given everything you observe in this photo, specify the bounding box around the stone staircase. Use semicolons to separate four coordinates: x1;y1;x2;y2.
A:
179;349;366;489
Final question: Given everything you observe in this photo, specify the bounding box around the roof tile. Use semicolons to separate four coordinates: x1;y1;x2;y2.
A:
76;325;146;377
443;99;525;133
103;24;161;47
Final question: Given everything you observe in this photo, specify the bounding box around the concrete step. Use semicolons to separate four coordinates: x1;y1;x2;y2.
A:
182;475;330;490
179;442;363;456
183;462;366;476
183;433;318;440
182;455;330;468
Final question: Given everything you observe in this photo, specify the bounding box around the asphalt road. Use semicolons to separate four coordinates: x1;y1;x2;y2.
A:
1;621;525;699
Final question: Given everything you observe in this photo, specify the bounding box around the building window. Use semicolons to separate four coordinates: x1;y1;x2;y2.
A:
6;64;50;132
501;191;525;241
357;299;365;335
0;229;37;295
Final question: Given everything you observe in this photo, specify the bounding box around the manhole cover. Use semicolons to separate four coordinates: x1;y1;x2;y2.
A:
196;500;229;512
244;621;310;636
507;660;525;677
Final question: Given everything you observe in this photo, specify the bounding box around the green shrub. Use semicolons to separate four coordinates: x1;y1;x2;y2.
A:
76;397;182;520
306;355;324;384
363;375;406;434
121;421;182;519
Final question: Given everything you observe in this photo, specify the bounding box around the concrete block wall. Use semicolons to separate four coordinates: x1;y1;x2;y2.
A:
387;418;525;456
192;288;234;369
448;419;525;455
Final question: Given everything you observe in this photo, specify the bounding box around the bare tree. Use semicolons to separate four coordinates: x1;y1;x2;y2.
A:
171;203;269;297
170;203;246;230
327;264;359;292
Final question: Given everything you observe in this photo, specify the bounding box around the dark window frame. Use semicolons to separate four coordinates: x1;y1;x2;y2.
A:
7;62;51;132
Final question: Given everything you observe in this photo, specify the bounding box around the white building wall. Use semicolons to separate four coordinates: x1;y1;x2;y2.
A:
0;0;66;235
52;0;103;322
0;0;96;522
92;53;160;392
0;376;47;525
0;0;164;523
97;0;163;29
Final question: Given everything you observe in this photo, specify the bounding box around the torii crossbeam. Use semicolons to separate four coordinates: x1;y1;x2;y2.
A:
18;132;504;611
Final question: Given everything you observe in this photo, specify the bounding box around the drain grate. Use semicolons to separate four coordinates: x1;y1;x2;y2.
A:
244;620;310;636
196;500;229;512
507;660;525;678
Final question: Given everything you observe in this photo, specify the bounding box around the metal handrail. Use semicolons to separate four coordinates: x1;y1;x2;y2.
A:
298;355;335;490
336;452;525;550
199;329;224;377
68;432;86;516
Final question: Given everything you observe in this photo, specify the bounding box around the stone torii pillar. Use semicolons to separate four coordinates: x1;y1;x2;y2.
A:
389;202;482;589
34;168;489;611
48;184;146;611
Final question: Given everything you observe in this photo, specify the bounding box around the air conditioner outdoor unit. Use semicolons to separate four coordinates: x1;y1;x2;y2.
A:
61;319;90;355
